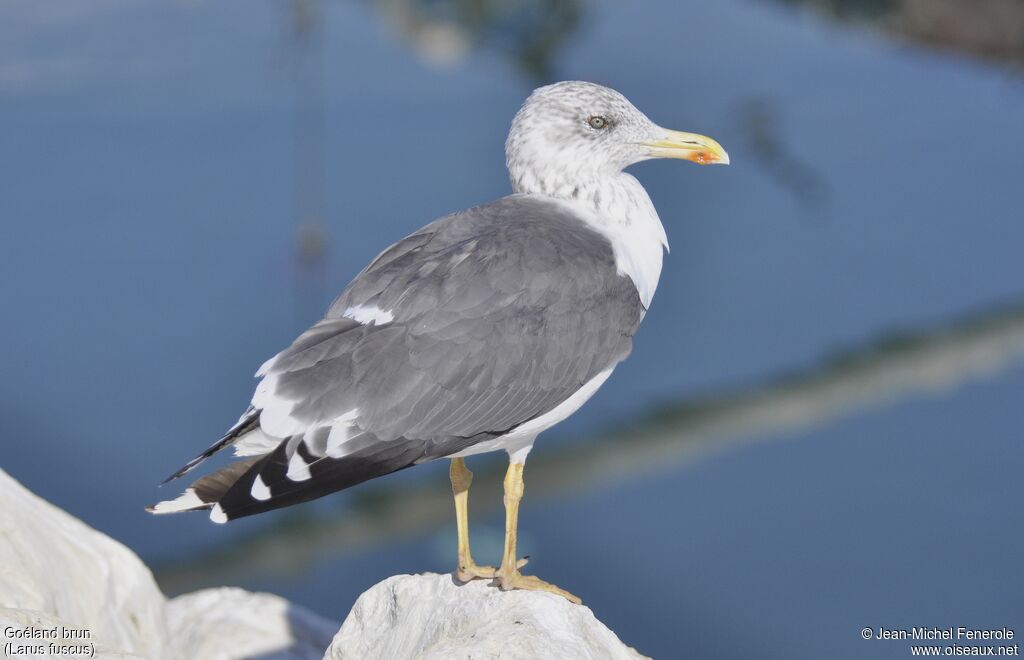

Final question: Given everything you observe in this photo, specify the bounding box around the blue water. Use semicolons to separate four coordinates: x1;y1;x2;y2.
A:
2;1;1022;658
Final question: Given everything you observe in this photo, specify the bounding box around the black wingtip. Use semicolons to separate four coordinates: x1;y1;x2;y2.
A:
158;409;262;487
158;468;187;486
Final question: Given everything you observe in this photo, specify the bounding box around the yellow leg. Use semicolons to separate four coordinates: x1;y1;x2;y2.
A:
450;458;497;581
496;461;582;605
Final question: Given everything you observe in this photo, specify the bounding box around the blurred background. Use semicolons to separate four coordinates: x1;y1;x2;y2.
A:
2;1;1023;658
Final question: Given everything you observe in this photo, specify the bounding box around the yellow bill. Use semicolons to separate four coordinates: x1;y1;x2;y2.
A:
643;129;730;165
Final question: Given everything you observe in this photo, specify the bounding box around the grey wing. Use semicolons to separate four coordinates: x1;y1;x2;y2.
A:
159;195;644;521
265;195;643;447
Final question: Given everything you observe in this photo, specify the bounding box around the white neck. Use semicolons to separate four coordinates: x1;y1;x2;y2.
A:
512;171;668;309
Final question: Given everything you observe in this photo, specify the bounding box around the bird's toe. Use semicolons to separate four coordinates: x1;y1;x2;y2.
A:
497;570;582;605
455;562;498;582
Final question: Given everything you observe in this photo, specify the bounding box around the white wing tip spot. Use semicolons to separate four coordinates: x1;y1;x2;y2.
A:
210;504;228;524
148;488;205;514
251;474;272;501
343;304;395;325
287;452;312;482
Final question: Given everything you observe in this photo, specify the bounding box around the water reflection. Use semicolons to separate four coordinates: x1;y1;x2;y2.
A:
772;0;1024;67
373;0;1024;84
737;97;830;211
368;0;583;81
283;0;333;334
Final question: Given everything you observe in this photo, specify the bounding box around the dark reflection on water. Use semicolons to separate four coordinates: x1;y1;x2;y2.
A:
737;96;830;212
366;0;583;81
770;0;1024;66
2;1;1023;658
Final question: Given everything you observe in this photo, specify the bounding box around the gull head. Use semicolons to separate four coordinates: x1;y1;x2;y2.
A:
506;81;728;195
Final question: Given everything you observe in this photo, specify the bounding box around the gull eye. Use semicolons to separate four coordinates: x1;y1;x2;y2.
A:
587;115;609;130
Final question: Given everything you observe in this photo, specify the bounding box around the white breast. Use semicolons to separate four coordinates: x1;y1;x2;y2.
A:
547;173;668;308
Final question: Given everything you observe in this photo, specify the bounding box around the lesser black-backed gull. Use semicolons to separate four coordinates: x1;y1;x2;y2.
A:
149;81;729;603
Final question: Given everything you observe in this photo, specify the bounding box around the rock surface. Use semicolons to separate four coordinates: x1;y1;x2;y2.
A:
0;608;147;660
0;468;170;659
0;468;334;660
326;573;649;660
1;468;643;660
166;587;337;660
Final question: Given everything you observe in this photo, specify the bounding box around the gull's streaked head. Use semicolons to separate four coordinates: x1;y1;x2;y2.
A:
506;80;728;195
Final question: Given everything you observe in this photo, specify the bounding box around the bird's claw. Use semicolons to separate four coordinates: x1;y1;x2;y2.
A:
456;556;528;582
455;561;498;582
497;568;582;605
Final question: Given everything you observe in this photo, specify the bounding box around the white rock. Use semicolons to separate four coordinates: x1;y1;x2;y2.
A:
0;467;335;660
0;608;147;660
326;573;649;660
167;587;336;660
0;468;170;659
